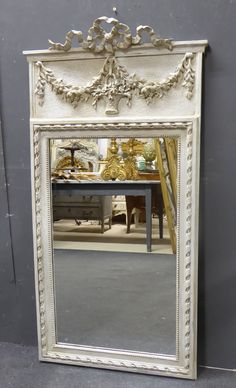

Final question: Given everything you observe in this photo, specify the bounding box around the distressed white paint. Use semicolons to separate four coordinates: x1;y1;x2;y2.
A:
24;34;207;380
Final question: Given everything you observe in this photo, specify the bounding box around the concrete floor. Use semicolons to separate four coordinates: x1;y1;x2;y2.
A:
54;249;176;354
0;342;235;388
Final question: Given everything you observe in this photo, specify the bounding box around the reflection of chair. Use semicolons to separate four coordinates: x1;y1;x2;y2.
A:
126;183;164;238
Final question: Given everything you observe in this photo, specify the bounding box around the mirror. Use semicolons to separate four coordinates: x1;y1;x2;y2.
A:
24;16;207;379
51;136;178;355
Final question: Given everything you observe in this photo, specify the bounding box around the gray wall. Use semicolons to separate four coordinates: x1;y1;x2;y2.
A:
0;0;236;369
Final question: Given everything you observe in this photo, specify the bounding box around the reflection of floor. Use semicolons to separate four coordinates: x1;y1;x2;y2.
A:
53;218;172;254
54;249;176;356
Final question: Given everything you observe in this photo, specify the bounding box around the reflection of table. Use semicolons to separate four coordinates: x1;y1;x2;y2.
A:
126;183;163;238
52;180;161;252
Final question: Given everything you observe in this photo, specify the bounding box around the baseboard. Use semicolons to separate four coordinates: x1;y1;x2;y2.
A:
199;365;236;372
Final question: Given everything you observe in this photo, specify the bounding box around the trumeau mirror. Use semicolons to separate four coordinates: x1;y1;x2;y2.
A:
24;16;207;379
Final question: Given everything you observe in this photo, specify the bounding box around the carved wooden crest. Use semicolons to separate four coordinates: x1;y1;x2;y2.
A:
48;16;173;53
35;16;195;115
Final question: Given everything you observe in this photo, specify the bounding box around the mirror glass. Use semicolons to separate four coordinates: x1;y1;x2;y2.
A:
50;135;178;356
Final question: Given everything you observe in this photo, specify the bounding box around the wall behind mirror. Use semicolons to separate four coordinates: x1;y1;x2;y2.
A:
50;136;178;356
2;0;236;374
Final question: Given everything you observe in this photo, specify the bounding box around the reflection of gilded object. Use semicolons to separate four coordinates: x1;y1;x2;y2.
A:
124;156;139;180
52;170;71;180
101;157;127;181
126;138;135;156
55;156;87;171
123;139;139;180
121;138;146;155
110;137;119;155
51;170;100;181
51;170;78;181
101;138;126;181
143;142;156;162
58;142;89;170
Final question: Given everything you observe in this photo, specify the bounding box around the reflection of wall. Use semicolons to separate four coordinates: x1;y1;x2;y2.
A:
98;139;108;159
51;139;63;169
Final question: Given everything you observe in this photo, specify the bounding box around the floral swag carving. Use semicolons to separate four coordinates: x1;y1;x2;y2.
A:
35;52;195;115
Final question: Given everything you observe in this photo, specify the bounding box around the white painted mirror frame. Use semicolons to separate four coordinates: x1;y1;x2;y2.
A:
24;17;207;380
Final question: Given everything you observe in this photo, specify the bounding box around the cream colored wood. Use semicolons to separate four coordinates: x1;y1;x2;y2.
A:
24;17;207;380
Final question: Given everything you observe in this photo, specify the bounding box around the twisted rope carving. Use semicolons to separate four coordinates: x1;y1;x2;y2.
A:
33;128;47;356
35;122;191;131
183;124;193;369
46;350;188;375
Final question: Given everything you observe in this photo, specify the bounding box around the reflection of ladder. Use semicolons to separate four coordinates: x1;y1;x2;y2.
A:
165;138;177;206
155;139;177;254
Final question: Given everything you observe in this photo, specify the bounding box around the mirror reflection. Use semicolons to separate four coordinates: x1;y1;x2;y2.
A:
51;136;178;355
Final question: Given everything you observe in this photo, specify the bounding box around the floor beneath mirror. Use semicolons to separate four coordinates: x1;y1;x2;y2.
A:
0;342;235;388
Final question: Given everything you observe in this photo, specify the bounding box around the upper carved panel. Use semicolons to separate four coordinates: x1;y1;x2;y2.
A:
35;53;195;115
48;16;173;53
26;16;207;118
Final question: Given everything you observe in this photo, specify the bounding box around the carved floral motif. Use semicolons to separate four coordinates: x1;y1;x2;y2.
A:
35;53;195;115
48;16;173;53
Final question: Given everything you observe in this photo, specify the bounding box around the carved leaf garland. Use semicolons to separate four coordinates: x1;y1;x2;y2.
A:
35;53;195;115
